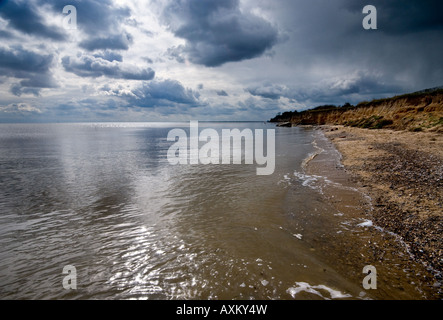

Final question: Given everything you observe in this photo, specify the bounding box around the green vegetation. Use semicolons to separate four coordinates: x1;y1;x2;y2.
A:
269;103;354;122
431;116;443;126
419;116;443;130
345;116;393;129
271;110;298;122
310;104;339;112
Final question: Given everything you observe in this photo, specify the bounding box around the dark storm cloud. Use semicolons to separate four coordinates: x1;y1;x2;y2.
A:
324;73;402;96
41;0;134;51
236;96;283;117
103;79;202;108
246;84;288;100
40;0;131;33
93;51;123;62
10;84;41;97
216;90;228;96
0;30;14;39
0;46;52;73
0;0;66;40
246;72;404;106
19;73;57;88
271;0;443;98
61;54;155;80
131;80;201;107
63;0;133;52
79;33;133;51
10;73;58;96
162;0;279;67
291;72;405;106
0;46;57;96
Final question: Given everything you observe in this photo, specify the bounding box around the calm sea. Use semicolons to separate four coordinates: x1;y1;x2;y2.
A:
0;122;440;299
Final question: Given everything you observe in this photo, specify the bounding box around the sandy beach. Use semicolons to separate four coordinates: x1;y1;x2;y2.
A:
320;126;443;280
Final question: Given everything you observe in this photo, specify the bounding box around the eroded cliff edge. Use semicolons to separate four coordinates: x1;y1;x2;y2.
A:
270;89;443;132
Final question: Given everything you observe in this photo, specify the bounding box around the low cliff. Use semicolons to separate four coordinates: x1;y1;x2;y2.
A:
270;88;443;132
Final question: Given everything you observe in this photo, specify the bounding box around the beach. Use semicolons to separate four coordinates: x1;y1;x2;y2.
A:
319;125;443;282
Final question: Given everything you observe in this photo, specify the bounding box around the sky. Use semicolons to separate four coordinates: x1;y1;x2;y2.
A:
0;0;442;122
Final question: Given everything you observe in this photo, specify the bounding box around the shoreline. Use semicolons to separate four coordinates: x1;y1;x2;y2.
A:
303;128;372;218
311;125;442;281
298;127;442;299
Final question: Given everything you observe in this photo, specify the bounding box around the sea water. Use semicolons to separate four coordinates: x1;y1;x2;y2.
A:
0;122;439;299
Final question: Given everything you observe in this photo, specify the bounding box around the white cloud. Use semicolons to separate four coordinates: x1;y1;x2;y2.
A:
0;103;42;114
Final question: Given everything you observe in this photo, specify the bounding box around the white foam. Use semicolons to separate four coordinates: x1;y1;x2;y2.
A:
357;219;373;227
302;136;325;169
293;171;323;191
334;212;344;216
278;173;293;187
293;170;360;194
287;282;352;299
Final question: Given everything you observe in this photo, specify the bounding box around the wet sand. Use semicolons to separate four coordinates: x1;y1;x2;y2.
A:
315;125;443;286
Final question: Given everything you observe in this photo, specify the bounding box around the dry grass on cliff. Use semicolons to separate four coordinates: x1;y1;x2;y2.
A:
283;90;443;133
